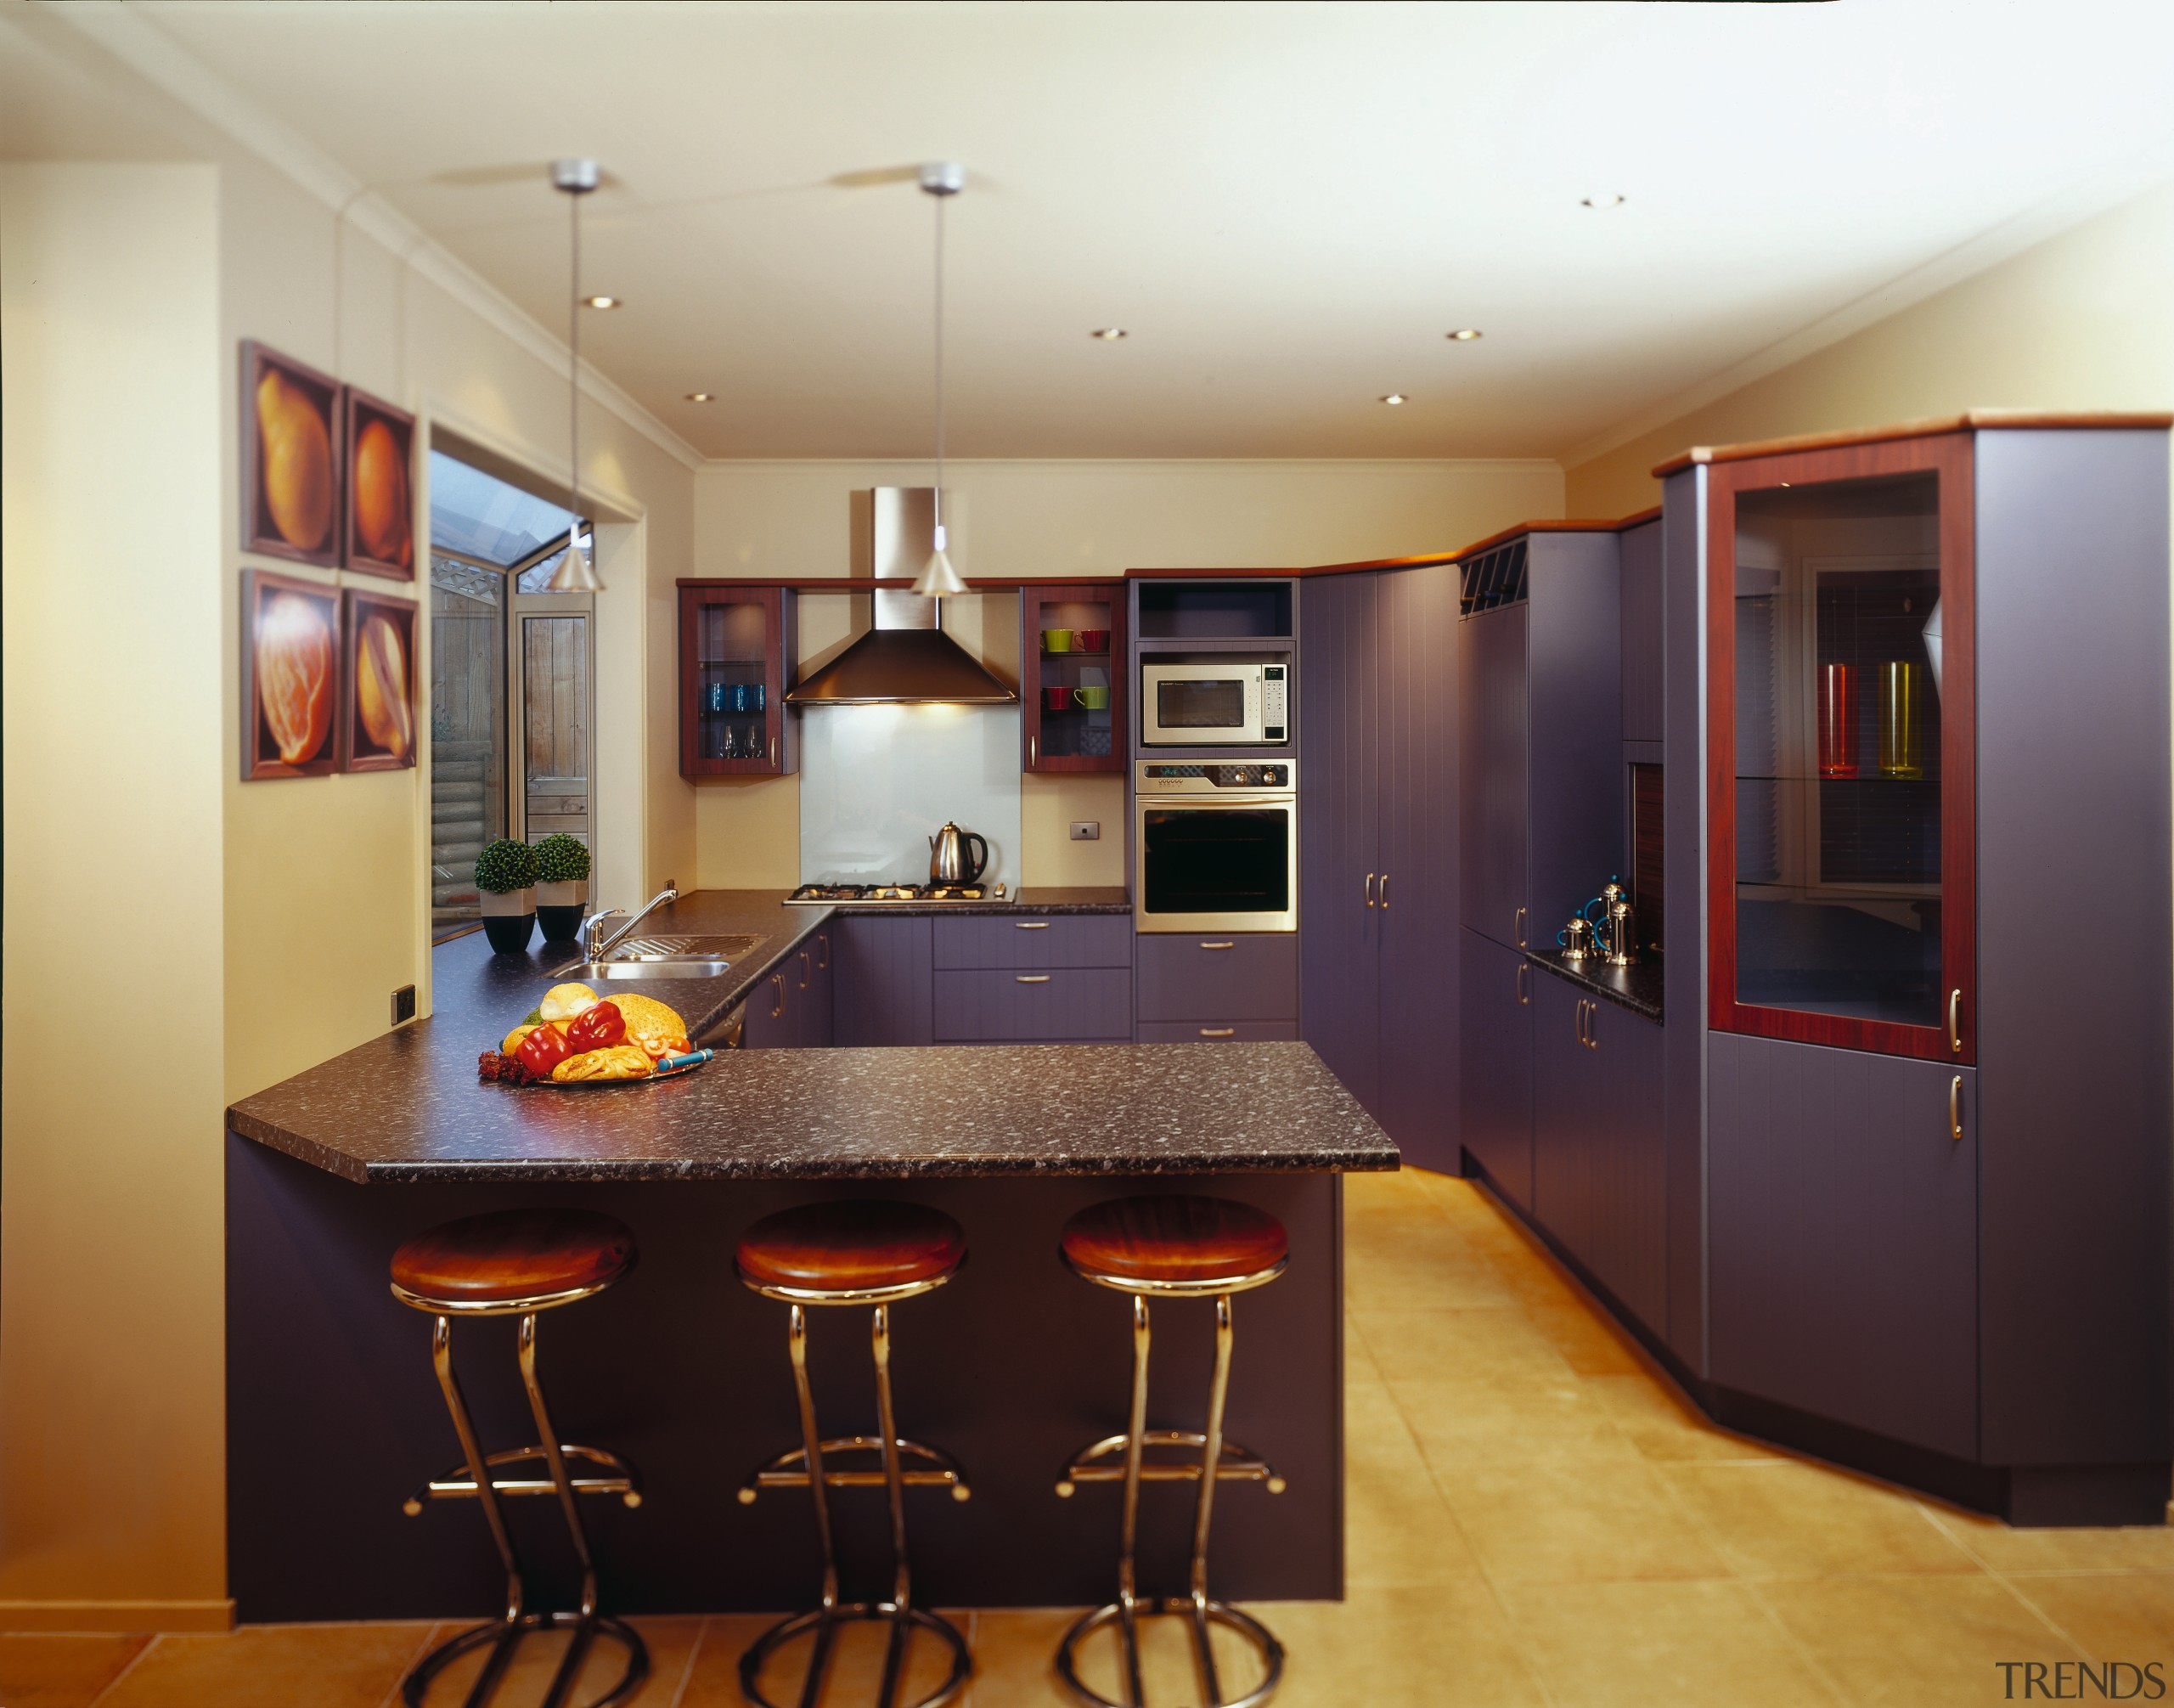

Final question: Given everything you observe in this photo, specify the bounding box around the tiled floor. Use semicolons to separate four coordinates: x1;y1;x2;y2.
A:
8;1167;2171;1706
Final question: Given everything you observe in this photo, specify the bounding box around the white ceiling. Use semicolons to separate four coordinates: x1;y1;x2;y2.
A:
30;1;2174;461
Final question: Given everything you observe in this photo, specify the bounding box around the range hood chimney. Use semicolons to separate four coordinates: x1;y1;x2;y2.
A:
786;489;1018;706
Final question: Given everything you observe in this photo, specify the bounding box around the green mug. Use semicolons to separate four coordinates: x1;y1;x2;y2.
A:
1073;685;1110;710
1042;629;1074;655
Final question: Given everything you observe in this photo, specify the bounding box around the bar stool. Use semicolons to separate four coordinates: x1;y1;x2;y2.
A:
1053;1194;1290;1708
733;1199;974;1708
390;1208;647;1708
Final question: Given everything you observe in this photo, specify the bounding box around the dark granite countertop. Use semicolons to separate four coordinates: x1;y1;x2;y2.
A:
228;888;1392;1185
1526;949;1664;1022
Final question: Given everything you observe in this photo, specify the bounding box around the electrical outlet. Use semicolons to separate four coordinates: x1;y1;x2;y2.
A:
391;984;418;1027
1069;821;1101;841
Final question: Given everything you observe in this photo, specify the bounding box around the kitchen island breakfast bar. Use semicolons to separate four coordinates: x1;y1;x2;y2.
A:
224;892;1395;1624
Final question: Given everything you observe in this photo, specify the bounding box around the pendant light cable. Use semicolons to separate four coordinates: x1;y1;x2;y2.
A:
932;186;945;550
910;161;966;599
549;158;604;593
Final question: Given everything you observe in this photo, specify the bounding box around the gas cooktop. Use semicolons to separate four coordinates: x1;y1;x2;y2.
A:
786;882;1007;905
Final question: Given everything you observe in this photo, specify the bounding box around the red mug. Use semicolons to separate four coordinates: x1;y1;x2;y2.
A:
1074;629;1111;652
1044;685;1073;712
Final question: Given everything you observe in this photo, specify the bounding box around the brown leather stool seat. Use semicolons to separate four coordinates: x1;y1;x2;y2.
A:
1061;1194;1288;1296
735;1199;966;1299
391;1207;636;1311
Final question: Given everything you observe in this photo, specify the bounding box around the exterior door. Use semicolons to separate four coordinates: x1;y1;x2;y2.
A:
512;595;591;843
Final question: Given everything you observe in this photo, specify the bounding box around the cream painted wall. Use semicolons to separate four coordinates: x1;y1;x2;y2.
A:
1;166;231;1625
691;458;1564;888
1563;182;2174;518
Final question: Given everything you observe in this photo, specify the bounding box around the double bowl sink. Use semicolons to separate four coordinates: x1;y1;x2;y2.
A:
549;933;763;983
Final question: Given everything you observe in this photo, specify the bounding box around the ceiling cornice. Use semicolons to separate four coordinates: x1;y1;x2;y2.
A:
42;1;704;473
1559;131;2174;475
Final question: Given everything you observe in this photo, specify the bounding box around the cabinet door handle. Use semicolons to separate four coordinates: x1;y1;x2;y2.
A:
1016;974;1052;984
817;932;830;971
798;949;811;990
1949;1074;1963;1141
1515;963;1529;1006
1029;735;1038;766
769;972;786;1019
770;735;778;768
1379;871;1390;909
1016;920;1050;929
1199;1027;1236;1038
1947;989;1963;1056
1515;905;1527;948
1200;941;1236;950
1365;872;1377;908
1575;999;1585;1046
1586;1001;1599;1051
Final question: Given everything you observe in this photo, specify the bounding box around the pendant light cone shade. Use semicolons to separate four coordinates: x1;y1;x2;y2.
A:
912;544;966;599
553;157;605;594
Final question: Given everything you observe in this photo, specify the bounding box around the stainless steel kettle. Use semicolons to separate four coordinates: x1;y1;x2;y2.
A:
928;822;989;885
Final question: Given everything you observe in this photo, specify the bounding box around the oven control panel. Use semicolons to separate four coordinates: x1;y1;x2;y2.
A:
1136;760;1294;794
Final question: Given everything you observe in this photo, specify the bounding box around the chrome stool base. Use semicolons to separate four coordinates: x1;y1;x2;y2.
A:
1056;1598;1284;1708
401;1611;648;1708
739;1603;971;1708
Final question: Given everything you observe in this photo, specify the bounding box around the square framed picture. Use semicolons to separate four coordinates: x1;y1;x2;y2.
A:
241;341;343;567
241;569;343;779
342;588;419;772
342;386;417;579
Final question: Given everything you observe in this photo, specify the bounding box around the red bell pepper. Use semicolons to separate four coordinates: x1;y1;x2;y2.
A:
516;1024;575;1079
566;1000;626;1053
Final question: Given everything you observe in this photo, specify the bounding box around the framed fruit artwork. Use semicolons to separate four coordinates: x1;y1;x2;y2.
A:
241;569;343;780
341;588;419;772
241;341;342;568
341;386;416;579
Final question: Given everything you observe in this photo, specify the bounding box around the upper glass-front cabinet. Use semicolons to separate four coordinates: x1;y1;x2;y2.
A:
679;584;797;776
1022;582;1126;772
1708;434;1974;1063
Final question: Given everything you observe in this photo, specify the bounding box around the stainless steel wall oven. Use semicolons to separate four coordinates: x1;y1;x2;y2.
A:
1134;760;1298;933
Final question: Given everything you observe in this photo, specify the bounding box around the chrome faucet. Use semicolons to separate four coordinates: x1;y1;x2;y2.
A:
584;882;680;961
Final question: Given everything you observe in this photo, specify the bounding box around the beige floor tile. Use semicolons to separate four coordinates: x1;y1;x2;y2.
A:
95;1622;435;1708
0;1633;154;1708
1258;1584;1550;1706
414;1614;701;1707
1584;1372;1787;1464
2006;1572;2174;1666
1924;1506;2174;1573
1664;1461;1983;1579
963;1608;1073;1706
1345;1229;1518;1311
1354;1304;1579;1385
1522;1298;1647;1376
1433;1456;1732;1583
1757;1574;2084;1707
1394;1370;1636;1468
1497;1577;1845;1707
1343;1316;1385;1384
1047;1604;1275;1706
1344;1378;1489;1587
679;1609;969;1708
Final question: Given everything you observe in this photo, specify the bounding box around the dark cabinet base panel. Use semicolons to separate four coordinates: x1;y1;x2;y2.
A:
1459;1149;2169;1530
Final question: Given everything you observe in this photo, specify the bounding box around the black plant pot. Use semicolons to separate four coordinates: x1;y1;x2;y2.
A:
538;904;588;944
482;913;536;955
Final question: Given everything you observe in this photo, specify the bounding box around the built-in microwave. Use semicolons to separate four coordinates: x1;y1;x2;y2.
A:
1135;760;1298;933
1140;660;1288;747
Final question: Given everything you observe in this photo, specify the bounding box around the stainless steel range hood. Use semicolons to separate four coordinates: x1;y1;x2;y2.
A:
786;488;1018;706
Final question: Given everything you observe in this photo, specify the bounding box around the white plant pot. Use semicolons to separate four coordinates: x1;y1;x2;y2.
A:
536;881;589;907
479;888;536;916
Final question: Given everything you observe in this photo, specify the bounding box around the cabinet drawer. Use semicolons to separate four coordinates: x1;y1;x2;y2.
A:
931;968;1133;1042
1137;933;1298;1022
1137;1020;1300;1044
931;914;1134;971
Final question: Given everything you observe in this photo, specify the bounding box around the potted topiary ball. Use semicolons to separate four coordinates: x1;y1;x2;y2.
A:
475;838;540;954
533;834;592;943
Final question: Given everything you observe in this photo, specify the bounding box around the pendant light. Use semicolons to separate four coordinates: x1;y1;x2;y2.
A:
548;157;605;594
910;161;967;599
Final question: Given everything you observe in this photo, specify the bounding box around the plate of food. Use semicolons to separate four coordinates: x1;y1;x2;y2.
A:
478;983;714;1087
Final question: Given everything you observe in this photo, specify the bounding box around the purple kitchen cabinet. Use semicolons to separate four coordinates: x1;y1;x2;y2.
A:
831;915;936;1047
1529;967;1591;1264
1137;934;1297;1023
1619;516;1664;747
1135;1020;1301;1043
1458;928;1532;1209
1459;603;1529;952
930;968;1133;1043
932;914;1132;972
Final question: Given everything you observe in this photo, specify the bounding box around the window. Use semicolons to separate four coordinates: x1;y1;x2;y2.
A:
426;449;595;941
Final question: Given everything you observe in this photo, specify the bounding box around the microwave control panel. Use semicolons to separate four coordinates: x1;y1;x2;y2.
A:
1262;664;1287;742
1136;760;1294;795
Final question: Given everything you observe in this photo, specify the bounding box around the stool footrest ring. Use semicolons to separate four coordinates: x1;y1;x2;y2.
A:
401;1610;648;1708
738;1602;971;1708
1056;1597;1283;1708
1055;1430;1285;1498
737;1435;971;1504
402;1442;642;1515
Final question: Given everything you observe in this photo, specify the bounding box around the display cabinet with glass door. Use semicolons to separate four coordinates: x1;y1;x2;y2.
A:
1707;435;1974;1063
1022;582;1126;772
679;584;797;776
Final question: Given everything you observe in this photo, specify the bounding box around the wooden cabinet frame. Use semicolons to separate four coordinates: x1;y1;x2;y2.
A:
679;584;797;776
1021;582;1126;773
1704;433;1976;1064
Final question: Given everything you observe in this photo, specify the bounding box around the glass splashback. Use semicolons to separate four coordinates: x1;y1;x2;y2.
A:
1733;471;1943;1028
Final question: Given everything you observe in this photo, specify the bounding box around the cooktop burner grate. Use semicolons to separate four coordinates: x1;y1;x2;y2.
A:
786;882;1006;905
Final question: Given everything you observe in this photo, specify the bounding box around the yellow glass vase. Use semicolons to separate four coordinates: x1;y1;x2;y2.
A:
1878;662;1923;780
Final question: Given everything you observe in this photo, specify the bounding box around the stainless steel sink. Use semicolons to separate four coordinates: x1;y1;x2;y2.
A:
548;934;763;984
556;960;736;981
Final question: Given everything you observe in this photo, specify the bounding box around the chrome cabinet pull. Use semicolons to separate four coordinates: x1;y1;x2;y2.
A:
1380;871;1390;909
769;972;785;1019
817;932;830;971
798;949;811;990
1586;1001;1599;1051
1199;1027;1236;1038
1515;963;1529;1006
770;735;778;768
1016;920;1050;929
1365;872;1377;908
1575;999;1586;1046
1515;905;1527;948
1016;974;1052;984
1949;1075;1963;1141
1029;735;1038;766
1200;941;1236;950
1948;989;1963;1056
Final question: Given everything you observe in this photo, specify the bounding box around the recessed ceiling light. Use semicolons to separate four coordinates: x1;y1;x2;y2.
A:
582;294;622;309
1581;193;1625;210
1090;326;1128;341
1380;393;1409;406
684;392;714;403
1445;328;1483;342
